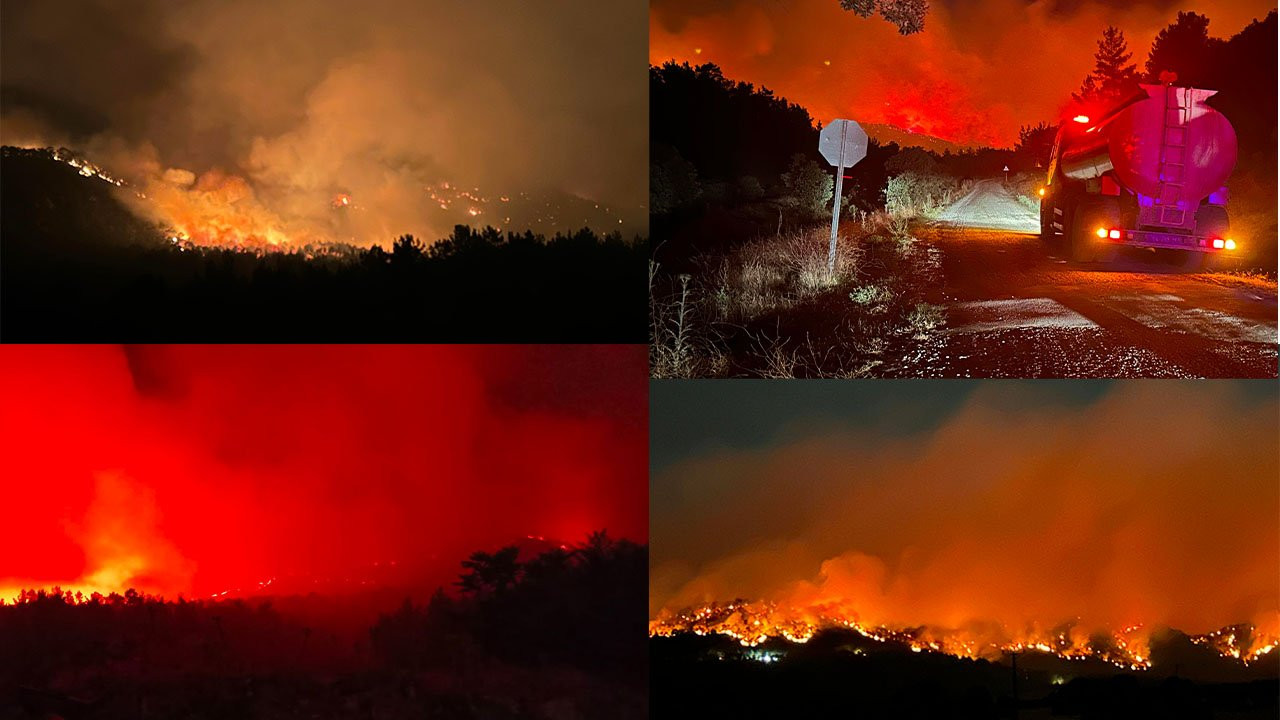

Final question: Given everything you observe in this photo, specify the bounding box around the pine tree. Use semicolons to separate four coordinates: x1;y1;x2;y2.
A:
839;0;928;35
1014;122;1056;167
1072;26;1141;108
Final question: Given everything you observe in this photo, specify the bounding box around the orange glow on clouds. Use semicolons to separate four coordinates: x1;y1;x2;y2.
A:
649;0;1274;146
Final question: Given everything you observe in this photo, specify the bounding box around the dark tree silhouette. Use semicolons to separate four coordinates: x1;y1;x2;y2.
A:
1146;12;1220;87
456;546;521;596
2;533;649;719
649;62;820;192
1072;26;1142;107
1014;122;1056;167
0;147;647;342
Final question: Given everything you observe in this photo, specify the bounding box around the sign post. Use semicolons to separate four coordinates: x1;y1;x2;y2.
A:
818;119;868;273
1003;164;1010;184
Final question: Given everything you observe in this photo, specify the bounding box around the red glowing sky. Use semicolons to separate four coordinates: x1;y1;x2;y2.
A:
0;345;647;600
650;0;1275;146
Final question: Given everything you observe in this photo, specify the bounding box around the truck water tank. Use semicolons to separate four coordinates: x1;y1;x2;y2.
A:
1105;84;1237;201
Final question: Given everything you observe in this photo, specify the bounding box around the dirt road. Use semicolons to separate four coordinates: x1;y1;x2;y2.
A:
934;178;1041;234
889;180;1277;378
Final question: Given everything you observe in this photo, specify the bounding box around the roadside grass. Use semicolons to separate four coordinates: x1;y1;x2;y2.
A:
650;212;947;378
884;174;972;220
1008;171;1042;213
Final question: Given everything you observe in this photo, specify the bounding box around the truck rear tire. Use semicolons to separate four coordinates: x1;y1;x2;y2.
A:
1068;201;1119;264
1178;251;1206;272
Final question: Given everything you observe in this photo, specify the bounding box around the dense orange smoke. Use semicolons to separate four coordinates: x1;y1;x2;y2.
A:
1;0;648;248
650;382;1279;667
649;0;1275;146
0;345;648;602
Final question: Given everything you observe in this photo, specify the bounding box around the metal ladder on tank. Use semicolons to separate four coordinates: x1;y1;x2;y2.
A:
1155;84;1191;226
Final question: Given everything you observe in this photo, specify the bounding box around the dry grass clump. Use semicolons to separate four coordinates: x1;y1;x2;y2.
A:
650;218;946;378
650;265;728;378
704;226;860;324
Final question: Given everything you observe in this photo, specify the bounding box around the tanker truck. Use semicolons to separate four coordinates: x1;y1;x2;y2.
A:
1039;82;1238;269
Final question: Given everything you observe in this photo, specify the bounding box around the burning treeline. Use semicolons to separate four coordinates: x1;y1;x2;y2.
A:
650;383;1279;671
22;143;524;251
649;601;1276;669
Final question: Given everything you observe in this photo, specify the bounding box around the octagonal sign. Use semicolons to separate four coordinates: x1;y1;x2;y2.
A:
819;119;868;168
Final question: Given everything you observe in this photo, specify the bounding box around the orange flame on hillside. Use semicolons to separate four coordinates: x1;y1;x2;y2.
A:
650;600;1279;669
139;169;322;249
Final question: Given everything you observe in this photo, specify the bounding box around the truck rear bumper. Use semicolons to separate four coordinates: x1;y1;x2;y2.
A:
1106;229;1234;254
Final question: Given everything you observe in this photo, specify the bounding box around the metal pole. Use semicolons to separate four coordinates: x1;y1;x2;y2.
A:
828;126;846;274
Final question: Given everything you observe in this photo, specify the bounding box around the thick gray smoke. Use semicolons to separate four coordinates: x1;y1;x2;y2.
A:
1;0;647;244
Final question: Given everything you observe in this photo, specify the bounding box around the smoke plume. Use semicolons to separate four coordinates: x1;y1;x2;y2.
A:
1;0;647;245
651;381;1278;642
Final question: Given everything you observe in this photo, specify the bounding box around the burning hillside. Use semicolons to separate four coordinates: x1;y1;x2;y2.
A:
650;381;1280;683
650;600;1277;669
12;145;631;250
1;0;646;249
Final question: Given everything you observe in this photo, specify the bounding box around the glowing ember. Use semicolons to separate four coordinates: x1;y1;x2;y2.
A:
49;148;125;186
20;145;623;250
1190;624;1280;666
651;601;1277;669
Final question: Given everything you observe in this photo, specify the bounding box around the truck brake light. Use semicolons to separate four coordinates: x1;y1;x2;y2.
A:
1108;229;1121;239
1211;238;1225;249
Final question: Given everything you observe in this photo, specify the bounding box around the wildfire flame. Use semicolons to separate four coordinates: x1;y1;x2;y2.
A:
650;600;1278;669
0;474;194;604
30;145;623;250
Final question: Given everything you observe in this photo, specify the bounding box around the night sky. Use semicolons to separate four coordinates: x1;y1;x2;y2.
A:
0;345;648;600
651;380;1278;635
650;0;1275;146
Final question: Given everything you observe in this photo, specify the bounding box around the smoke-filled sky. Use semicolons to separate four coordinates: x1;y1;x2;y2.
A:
651;380;1279;636
650;0;1275;146
0;345;647;600
1;0;647;244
